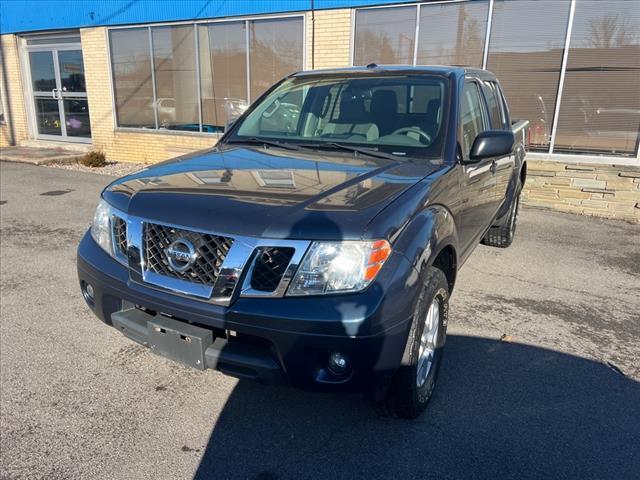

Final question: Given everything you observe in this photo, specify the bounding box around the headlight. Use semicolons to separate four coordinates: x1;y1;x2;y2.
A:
287;240;391;296
91;199;112;255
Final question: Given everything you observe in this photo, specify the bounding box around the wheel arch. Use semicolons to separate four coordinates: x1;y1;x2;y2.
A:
431;244;458;293
391;204;459;293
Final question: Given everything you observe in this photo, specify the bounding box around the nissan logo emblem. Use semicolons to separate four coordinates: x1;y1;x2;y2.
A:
165;238;197;272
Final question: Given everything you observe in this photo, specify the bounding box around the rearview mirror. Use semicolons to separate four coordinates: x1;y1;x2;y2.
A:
469;130;515;162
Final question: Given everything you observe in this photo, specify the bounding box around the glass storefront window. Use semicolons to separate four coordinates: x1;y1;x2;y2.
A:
109;28;155;128
354;6;416;65
109;17;303;133
554;0;640;156
151;25;199;131
416;1;488;67
487;0;570;151
199;21;248;131
249;17;304;101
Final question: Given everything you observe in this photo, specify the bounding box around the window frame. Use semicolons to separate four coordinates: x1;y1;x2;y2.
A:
106;13;306;136
458;78;490;161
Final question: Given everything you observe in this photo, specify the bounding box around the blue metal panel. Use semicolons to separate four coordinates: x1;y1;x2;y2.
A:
0;0;418;34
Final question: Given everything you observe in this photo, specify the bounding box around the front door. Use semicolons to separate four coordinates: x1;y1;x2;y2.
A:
457;80;498;260
28;48;91;141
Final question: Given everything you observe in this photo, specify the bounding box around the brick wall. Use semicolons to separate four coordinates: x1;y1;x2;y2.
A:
0;34;29;147
307;9;352;69
522;160;640;223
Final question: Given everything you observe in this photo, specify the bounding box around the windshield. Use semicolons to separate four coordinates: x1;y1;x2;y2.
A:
226;74;449;159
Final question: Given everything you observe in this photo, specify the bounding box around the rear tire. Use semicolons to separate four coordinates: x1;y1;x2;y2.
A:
372;267;449;419
482;184;521;248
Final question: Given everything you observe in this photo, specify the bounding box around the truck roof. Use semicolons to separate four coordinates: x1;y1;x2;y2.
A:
293;64;497;81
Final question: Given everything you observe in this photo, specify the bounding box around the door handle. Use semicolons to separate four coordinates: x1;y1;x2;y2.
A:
490;161;497;174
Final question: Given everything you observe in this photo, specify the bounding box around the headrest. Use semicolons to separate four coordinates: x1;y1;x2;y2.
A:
371;90;398;116
426;98;441;120
338;96;366;122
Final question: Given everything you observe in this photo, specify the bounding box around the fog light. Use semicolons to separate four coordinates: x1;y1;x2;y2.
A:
82;281;95;305
328;352;350;376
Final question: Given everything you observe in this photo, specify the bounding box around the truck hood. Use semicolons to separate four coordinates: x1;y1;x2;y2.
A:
103;146;440;240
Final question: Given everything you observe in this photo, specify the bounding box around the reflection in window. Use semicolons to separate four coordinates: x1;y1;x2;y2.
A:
249;17;304;101
199;21;248;130
354;6;416;65
109;17;303;133
254;170;296;189
416;1;488;67
187;170;233;185
152;25;199;131
109;28;155;128
57;50;86;93
481;81;507;130
487;0;569;151
29;51;56;91
554;0;640;155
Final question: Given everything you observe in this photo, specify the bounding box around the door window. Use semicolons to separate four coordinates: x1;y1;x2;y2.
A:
29;51;57;92
482;81;507;129
460;82;487;159
57;50;86;93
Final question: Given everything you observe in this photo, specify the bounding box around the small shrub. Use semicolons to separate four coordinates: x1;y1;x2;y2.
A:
81;151;107;168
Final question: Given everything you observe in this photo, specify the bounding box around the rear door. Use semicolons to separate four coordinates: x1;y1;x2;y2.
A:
458;80;497;255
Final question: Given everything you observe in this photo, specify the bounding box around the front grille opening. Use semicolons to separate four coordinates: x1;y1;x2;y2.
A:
113;216;128;257
250;247;295;292
143;222;234;286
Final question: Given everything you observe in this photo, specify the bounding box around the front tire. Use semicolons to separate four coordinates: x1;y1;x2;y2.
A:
374;267;449;419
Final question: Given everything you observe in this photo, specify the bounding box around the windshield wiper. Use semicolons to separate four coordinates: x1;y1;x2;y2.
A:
304;142;402;161
226;137;301;151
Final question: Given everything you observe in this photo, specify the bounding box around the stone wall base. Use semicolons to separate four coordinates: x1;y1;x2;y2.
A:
522;160;640;224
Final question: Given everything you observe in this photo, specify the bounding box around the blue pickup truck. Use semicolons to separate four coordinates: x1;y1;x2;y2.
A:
77;65;528;418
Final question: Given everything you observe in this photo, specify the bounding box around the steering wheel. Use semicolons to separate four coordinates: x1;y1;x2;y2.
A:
390;127;432;145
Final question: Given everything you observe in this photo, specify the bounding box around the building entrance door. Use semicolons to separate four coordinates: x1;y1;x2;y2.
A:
28;45;91;142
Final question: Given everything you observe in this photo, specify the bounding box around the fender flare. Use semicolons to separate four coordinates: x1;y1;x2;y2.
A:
391;204;458;279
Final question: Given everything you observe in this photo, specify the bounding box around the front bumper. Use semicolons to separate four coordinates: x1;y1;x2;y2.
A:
77;231;418;391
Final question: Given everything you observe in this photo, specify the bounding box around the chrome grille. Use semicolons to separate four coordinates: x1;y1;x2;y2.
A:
113;216;128;257
143;223;233;286
250;247;295;292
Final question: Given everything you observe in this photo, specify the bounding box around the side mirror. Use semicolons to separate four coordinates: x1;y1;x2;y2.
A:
469;130;515;162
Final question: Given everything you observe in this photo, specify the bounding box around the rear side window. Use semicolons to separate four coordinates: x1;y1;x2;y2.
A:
460;82;488;159
482;82;504;129
482;81;507;129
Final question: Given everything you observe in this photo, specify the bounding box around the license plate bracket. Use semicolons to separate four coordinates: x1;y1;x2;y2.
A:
148;315;213;370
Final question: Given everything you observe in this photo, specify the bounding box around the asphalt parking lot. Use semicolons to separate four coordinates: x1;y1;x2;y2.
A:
1;161;639;480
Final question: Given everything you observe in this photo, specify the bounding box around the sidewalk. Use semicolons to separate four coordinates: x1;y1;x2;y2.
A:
0;145;84;165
